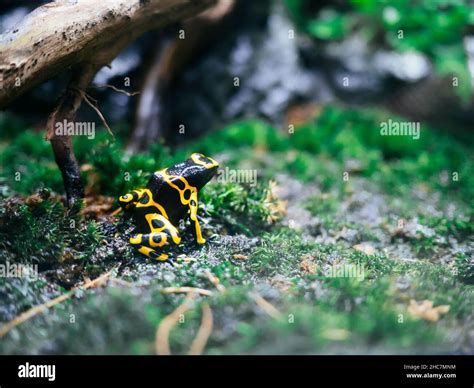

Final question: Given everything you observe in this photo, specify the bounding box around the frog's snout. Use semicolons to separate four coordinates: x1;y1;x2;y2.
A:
200;156;219;182
184;153;219;190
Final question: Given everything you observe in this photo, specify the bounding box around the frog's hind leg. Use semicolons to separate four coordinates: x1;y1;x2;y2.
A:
130;213;182;262
138;244;169;261
130;232;172;261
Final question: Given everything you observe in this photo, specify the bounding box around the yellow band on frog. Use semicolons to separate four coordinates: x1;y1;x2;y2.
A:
145;213;181;245
191;153;219;169
130;234;143;245
138;246;154;257
159;170;197;207
135;188;169;219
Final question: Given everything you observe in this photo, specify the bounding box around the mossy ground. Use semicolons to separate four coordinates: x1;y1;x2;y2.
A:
0;105;472;354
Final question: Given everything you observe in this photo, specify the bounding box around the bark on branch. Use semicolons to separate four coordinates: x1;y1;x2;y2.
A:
46;63;99;207
0;0;216;107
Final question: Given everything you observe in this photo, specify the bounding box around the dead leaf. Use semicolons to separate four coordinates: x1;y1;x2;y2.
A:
80;164;94;172
268;276;293;292
80;195;115;218
407;299;450;322
233;254;248;260
300;258;317;274
264;180;287;224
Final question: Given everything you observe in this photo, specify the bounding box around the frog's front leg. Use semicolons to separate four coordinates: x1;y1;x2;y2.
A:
188;192;206;245
130;213;182;261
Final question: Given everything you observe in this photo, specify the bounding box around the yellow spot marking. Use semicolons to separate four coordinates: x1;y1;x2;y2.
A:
156;253;169;262
130;234;142;245
189;191;205;244
120;194;132;203
149;233;167;248
120;189;145;203
145;213;181;245
159;170;196;206
158;169;207;245
138;246;154;257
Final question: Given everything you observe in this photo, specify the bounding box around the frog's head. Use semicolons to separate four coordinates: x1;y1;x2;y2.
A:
118;189;144;212
188;153;219;189
166;153;219;190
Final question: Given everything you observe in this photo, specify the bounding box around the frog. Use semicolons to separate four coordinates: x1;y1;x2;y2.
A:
119;153;219;262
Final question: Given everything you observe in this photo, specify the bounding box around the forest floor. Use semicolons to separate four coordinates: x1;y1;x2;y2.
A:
0;105;473;354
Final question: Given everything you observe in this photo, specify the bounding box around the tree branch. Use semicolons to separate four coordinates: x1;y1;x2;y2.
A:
0;0;217;108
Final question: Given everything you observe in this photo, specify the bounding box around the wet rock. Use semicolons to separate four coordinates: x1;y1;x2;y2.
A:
205;234;260;265
385;242;418;262
345;188;386;226
398;218;436;239
275;173;320;235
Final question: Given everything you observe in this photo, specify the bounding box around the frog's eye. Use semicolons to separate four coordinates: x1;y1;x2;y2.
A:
120;194;132;202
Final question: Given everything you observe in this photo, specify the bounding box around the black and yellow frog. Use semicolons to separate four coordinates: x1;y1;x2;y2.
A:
119;153;219;261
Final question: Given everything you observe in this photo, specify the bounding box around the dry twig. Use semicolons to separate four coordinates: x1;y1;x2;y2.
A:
155;292;196;355
161;287;213;296
249;292;283;321
109;207;123;217
93;84;140;96
80;90;115;139
188;303;213;355
204;270;226;292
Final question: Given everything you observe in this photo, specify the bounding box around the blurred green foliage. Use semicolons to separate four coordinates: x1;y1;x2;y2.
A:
284;0;474;100
1;104;473;205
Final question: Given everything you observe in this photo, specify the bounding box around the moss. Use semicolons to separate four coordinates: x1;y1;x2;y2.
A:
418;213;473;239
200;180;280;235
2;105;472;204
408;263;474;319
455;253;474;285
0;132;64;194
0;196;114;288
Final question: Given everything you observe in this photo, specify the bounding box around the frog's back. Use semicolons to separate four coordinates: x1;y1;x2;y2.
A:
150;182;188;224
